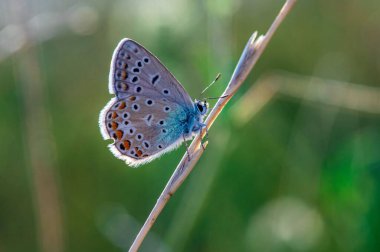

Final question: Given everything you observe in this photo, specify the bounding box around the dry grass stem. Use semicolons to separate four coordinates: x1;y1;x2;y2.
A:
129;0;297;251
9;0;65;251
232;72;380;125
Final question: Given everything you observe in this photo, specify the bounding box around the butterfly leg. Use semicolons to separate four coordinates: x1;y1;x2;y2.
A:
183;134;191;161
200;123;208;150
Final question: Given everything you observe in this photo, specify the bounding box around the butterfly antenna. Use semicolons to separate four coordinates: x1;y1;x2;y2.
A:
201;73;221;95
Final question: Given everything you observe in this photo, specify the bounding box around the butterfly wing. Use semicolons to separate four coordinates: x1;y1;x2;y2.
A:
99;96;192;167
99;39;196;167
109;38;194;108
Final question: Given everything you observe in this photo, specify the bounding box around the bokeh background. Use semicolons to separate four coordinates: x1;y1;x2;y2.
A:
1;0;380;251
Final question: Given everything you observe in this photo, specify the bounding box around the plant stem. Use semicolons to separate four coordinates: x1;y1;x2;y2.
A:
129;1;297;251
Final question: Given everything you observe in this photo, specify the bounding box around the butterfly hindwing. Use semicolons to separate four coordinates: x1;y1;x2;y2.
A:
99;95;191;167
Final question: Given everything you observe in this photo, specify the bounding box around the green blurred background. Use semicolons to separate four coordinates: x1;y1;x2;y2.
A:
1;0;380;251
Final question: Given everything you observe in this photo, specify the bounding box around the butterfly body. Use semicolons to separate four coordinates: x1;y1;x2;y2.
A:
99;39;208;167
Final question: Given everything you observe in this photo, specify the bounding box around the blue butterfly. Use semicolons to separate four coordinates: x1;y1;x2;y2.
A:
99;39;208;167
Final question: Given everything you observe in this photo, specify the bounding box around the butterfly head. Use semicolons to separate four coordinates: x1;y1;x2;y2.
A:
195;99;209;116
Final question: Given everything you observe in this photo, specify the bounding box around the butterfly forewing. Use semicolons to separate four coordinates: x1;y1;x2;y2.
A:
109;39;194;108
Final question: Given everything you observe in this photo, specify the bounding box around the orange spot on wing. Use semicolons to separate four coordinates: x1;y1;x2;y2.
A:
112;122;118;130
130;96;136;101
124;140;131;150
134;147;143;157
119;102;126;109
122;83;129;91
112;112;118;119
115;130;123;140
121;71;127;80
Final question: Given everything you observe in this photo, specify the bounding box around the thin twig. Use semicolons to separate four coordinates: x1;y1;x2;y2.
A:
129;1;297;251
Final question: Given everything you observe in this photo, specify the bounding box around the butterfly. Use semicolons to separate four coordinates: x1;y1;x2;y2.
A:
99;39;209;167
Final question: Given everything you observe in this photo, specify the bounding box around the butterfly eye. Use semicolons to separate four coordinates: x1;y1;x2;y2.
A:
197;103;204;113
196;101;207;115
